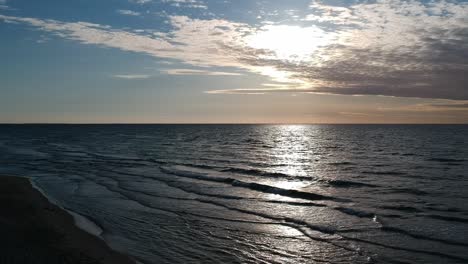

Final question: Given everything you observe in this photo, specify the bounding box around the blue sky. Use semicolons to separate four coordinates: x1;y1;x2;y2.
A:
1;0;467;123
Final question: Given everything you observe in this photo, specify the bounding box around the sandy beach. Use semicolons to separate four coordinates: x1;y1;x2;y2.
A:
0;176;135;264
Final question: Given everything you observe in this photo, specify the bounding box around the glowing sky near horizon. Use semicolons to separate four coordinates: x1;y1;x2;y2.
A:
1;0;467;123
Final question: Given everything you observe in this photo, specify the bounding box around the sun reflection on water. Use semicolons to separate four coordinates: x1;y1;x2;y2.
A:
263;125;318;180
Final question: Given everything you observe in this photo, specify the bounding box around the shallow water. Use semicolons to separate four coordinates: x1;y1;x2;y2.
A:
0;124;467;263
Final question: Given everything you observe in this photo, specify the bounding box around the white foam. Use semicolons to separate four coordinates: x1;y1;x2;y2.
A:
67;210;103;237
26;177;140;263
29;178;103;238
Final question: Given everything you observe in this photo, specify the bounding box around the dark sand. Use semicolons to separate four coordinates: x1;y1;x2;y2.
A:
0;176;135;264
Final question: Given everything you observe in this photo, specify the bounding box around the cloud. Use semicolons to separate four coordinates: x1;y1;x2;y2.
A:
205;89;267;95
432;103;468;110
0;15;235;65
36;34;51;44
0;0;9;10
207;0;468;100
162;0;207;9
0;14;254;69
214;0;468;99
297;0;468;100
129;0;152;4
162;69;242;76
116;9;141;16
112;74;150;79
376;100;468;113
205;88;311;95
1;0;467;100
428;102;468;110
339;112;381;117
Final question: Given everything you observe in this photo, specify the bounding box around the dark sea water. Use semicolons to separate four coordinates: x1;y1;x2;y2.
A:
0;124;467;263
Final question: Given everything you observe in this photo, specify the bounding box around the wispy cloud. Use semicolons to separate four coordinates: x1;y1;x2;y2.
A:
0;0;9;10
112;74;150;79
162;0;208;9
205;89;267;95
205;87;310;95
378;100;468;113
430;103;468;109
0;14;252;68
129;0;152;4
117;9;141;16
162;69;242;76
339;112;381;117
36;34;51;44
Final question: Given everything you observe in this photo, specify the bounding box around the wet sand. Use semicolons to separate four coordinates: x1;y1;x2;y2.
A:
0;176;135;264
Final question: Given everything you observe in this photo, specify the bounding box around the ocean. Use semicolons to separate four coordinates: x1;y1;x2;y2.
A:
0;124;467;263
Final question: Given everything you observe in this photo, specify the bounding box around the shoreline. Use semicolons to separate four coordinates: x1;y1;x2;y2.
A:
0;175;135;264
29;178;104;238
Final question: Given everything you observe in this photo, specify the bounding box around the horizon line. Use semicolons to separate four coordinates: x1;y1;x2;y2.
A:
0;123;467;125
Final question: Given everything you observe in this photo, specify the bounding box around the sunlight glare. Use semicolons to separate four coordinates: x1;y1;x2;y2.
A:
253;66;295;83
246;25;332;62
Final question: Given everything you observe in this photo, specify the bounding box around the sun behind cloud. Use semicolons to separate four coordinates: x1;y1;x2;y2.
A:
245;24;334;62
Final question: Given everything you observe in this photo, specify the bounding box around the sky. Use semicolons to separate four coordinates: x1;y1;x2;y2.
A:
0;0;467;123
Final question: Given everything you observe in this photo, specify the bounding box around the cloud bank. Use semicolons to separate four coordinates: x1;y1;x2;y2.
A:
1;0;467;100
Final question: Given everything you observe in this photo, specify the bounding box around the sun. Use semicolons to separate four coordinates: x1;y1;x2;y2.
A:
245;24;332;62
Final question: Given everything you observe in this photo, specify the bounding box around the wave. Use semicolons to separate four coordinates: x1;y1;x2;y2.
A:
230;180;342;201
426;214;468;223
424;206;462;213
323;179;377;188
380;205;423;213
109;169;395;224
194;189;468;262
327;161;356;166
160;166;346;202
220;167;311;181
183;136;200;142
343;235;468;262
384;188;428;196
46;167;468;263
165;162;226;171
380;225;468;247
427;158;465;163
3;147;49;158
105;169;334;211
333;207;375;218
221;167;376;188
361;171;407;176
77;171;373;259
243;138;264;145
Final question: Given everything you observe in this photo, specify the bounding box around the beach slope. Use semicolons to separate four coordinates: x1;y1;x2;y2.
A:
0;176;134;264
